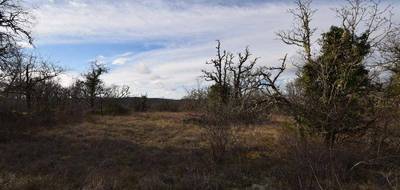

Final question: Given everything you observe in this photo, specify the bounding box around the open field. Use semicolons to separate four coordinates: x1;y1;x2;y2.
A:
0;0;400;189
0;112;287;190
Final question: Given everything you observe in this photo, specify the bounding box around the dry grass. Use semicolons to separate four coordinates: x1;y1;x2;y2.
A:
1;112;397;189
0;112;283;190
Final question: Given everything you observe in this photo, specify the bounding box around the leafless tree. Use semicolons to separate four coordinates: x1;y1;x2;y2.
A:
202;40;233;104
379;26;400;73
277;0;316;63
200;41;290;162
103;85;130;99
256;55;289;105
23;56;62;110
2;53;62;111
0;47;21;95
229;47;258;100
202;41;261;103
201;40;294;124
0;0;33;102
0;0;33;74
98;85;130;115
336;0;394;49
0;0;32;44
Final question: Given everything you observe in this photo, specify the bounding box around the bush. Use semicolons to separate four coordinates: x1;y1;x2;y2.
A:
151;99;180;112
181;88;208;112
272;126;400;189
133;96;148;112
202;124;240;164
101;102;131;116
199;105;247;164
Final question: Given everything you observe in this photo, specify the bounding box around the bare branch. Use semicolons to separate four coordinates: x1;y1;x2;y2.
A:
277;0;316;63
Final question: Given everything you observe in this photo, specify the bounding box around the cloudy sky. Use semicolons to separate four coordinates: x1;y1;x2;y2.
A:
25;0;400;99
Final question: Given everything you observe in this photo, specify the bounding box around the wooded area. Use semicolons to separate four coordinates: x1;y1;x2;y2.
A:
1;0;400;189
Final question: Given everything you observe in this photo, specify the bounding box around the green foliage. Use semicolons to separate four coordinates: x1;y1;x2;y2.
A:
389;73;400;97
295;26;376;145
300;26;370;96
386;73;400;122
101;102;130;116
83;61;108;109
134;95;148;112
206;84;231;108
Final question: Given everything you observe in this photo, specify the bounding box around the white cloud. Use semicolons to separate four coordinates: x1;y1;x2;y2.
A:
111;52;134;65
29;0;400;45
29;0;400;98
112;57;129;65
134;63;151;74
31;1;296;44
57;71;81;87
101;39;299;98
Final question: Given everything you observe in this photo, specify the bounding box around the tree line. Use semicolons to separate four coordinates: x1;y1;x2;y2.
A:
0;0;132;125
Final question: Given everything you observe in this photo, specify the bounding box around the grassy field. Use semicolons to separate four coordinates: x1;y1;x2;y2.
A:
0;112;287;190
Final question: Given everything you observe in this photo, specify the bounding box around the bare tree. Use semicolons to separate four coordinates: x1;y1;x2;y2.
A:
0;0;33;74
229;47;258;100
202;41;261;104
256;55;290;106
22;55;62;110
0;0;32;44
2;53;62;111
379;26;400;73
202;41;273;123
277;0;316;63
336;0;394;49
0;47;22;95
202;40;233;105
0;0;33;101
98;85;130;115
200;41;290;162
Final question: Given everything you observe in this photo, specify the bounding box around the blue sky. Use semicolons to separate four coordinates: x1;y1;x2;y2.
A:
36;42;165;71
26;0;400;98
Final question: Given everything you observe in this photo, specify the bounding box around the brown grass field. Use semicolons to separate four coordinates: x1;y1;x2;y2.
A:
0;112;288;190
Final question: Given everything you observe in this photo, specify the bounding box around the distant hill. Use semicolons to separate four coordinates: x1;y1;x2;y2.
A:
121;97;185;112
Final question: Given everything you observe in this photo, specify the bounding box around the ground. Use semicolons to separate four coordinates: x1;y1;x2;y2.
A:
0;112;286;190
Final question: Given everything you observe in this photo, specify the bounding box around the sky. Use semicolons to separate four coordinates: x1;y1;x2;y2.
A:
24;0;400;99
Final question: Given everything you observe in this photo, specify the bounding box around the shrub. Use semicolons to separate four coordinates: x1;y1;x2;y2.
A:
272;125;400;189
134;95;148;112
101;102;131;116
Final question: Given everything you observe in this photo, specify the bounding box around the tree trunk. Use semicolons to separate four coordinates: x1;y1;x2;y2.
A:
26;92;32;112
89;95;95;110
325;132;336;148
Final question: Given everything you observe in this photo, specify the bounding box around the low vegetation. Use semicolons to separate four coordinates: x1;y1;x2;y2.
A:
1;0;400;189
0;112;280;189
